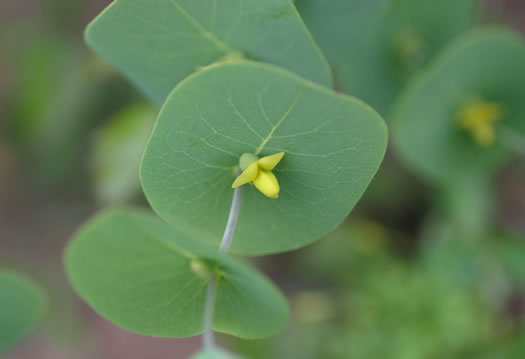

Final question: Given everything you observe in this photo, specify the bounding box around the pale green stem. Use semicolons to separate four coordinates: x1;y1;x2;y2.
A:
202;279;217;349
202;184;243;349
499;126;525;157
219;185;244;252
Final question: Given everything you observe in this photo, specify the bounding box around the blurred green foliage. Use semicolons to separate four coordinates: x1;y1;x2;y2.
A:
1;0;525;358
3;19;140;186
297;0;479;115
230;218;525;358
391;28;525;187
91;104;156;205
0;271;46;355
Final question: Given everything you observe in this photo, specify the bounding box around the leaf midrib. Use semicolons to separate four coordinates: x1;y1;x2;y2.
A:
255;91;304;155
138;224;198;261
169;0;233;54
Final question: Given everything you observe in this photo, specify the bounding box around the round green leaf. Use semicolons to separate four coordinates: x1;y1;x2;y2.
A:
0;271;46;355
140;61;387;255
65;209;289;339
392;28;525;185
85;0;331;103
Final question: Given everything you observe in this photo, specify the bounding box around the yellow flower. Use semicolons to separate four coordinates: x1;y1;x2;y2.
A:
457;101;503;147
232;152;285;199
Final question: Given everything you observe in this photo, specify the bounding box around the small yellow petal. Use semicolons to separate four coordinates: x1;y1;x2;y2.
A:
232;162;259;188
258;152;285;171
253;170;280;199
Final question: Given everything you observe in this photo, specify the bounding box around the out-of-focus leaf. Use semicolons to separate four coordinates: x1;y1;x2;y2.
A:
392;28;525;186
296;0;388;66
0;271;46;355
92;104;156;204
298;0;479;115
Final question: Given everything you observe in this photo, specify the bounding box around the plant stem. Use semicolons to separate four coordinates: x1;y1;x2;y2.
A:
219;184;243;252
202;184;243;348
202;279;217;349
500;126;525;156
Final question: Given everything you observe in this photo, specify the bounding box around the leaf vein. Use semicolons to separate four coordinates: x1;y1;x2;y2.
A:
169;0;232;53
255;91;304;155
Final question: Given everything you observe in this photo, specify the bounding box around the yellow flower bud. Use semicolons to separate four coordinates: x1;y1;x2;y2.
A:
232;152;285;199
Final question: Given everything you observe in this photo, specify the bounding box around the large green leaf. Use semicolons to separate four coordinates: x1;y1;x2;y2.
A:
86;0;331;103
0;271;46;355
298;0;478;115
65;209;289;339
392;28;525;185
140;61;387;255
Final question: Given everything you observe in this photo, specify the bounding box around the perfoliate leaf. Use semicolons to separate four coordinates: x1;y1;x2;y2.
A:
140;61;387;255
0;271;46;355
85;0;332;103
65;209;289;339
392;28;525;185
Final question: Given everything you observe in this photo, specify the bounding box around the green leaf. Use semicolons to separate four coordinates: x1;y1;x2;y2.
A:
140;61;387;255
298;0;478;115
92;104;157;204
191;349;243;359
296;0;388;65
0;271;46;355
65;209;289;339
391;28;525;185
85;0;331;103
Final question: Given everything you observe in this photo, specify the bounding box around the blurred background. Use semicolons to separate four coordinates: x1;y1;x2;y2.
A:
1;0;524;358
